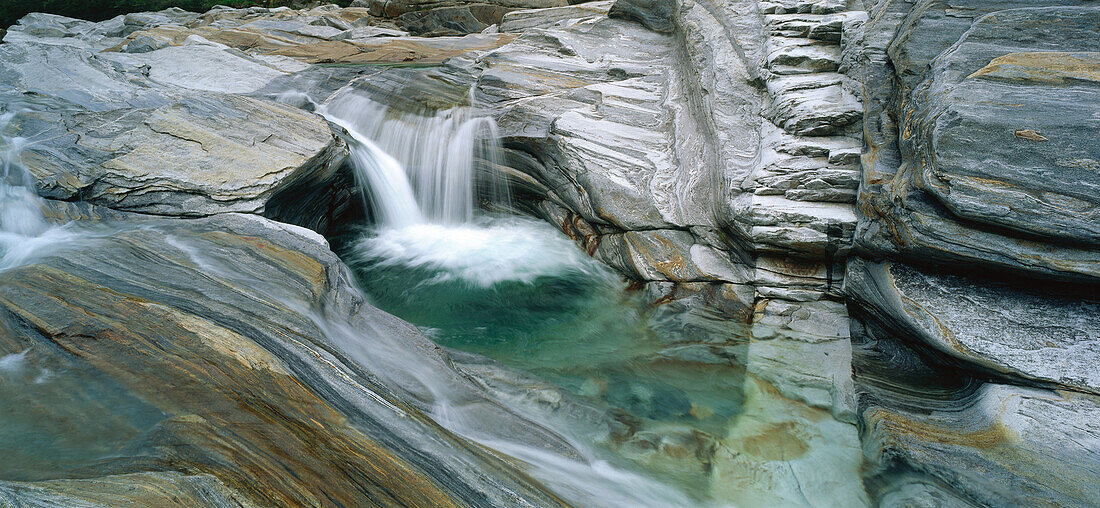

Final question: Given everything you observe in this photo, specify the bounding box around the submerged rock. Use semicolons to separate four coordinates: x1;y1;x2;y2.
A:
2;0;1098;506
0;207;571;506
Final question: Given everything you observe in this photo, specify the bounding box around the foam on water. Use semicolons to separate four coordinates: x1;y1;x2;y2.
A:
0;107;57;271
355;216;608;287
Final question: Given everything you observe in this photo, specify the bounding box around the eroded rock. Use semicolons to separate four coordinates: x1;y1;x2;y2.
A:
0;208;570;506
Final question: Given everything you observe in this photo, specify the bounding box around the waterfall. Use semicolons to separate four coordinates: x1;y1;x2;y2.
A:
0;104;87;272
319;91;508;227
0;109;46;237
0;107;53;270
312;89;695;507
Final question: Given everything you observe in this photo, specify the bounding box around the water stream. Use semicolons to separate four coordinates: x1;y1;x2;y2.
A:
320;92;714;506
321;89;868;506
318;91;752;506
0;106;50;270
0;88;867;507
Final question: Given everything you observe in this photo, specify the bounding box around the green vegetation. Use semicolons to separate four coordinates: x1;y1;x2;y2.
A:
1;1;354;29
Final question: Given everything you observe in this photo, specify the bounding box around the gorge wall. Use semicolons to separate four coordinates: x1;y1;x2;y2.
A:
0;0;1097;506
337;0;1100;504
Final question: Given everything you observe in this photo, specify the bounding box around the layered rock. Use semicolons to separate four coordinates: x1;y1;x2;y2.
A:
851;310;1100;507
0;205;571;506
2;1;1097;506
850;1;1099;282
842;2;1100;506
0;10;364;229
355;0;568;35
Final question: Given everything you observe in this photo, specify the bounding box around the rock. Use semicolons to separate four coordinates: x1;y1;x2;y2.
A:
98;5;516;66
269;32;518;64
841;3;1100;505
360;0;567;19
852;2;1100;283
397;4;512;36
4;2;1097;506
122;32;170;53
709;374;867;507
0;209;570;506
608;0;676;33
500;1;615;32
852;316;1100;508
1;11;362;224
901;7;1100;248
6;92;343;218
0;473;254;507
845;257;1100;395
328;1;864;360
593;229;752;283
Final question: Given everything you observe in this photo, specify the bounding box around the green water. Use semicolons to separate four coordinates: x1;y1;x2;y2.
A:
0;344;165;481
339;216;750;440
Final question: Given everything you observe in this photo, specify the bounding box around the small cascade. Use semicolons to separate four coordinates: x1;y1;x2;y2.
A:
0;108;46;238
320;91;509;227
0;106;55;271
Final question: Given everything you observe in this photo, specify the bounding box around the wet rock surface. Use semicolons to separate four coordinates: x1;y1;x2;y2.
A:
0;10;351;222
1;0;1097;506
0;207;569;506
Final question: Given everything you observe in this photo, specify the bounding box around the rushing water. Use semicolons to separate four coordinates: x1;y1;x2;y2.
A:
0;107;47;269
322;88;870;506
0;103;86;272
0;103;166;482
320;91;748;506
322;91;508;226
0;86;866;506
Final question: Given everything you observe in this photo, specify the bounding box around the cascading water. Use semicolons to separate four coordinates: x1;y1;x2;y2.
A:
0;106;60;271
0;110;44;233
314;88;866;507
320;92;509;227
317;91;708;506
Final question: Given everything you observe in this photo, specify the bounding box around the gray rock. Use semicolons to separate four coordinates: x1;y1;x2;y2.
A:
397;4;511;35
902;7;1100;247
846;257;1100;395
122;33;171;52
0;18;348;220
853;319;1100;508
608;0;675;33
7;92;343;218
501;1;614;32
852;2;1100;283
362;0;566;18
0;209;570;506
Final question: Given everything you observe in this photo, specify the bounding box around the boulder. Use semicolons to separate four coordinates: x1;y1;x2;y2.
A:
6;91;343;219
853;2;1100;283
0;207;570;506
608;0;676;33
846;257;1100;395
1;12;356;224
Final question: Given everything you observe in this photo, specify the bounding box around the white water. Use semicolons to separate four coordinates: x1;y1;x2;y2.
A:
355;216;610;287
0;107;68;271
320;91;507;226
316;90;699;506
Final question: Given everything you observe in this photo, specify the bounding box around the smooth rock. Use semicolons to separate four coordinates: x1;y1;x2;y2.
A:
845;257;1100;395
608;0;675;33
0;209;569;506
851;308;1100;508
